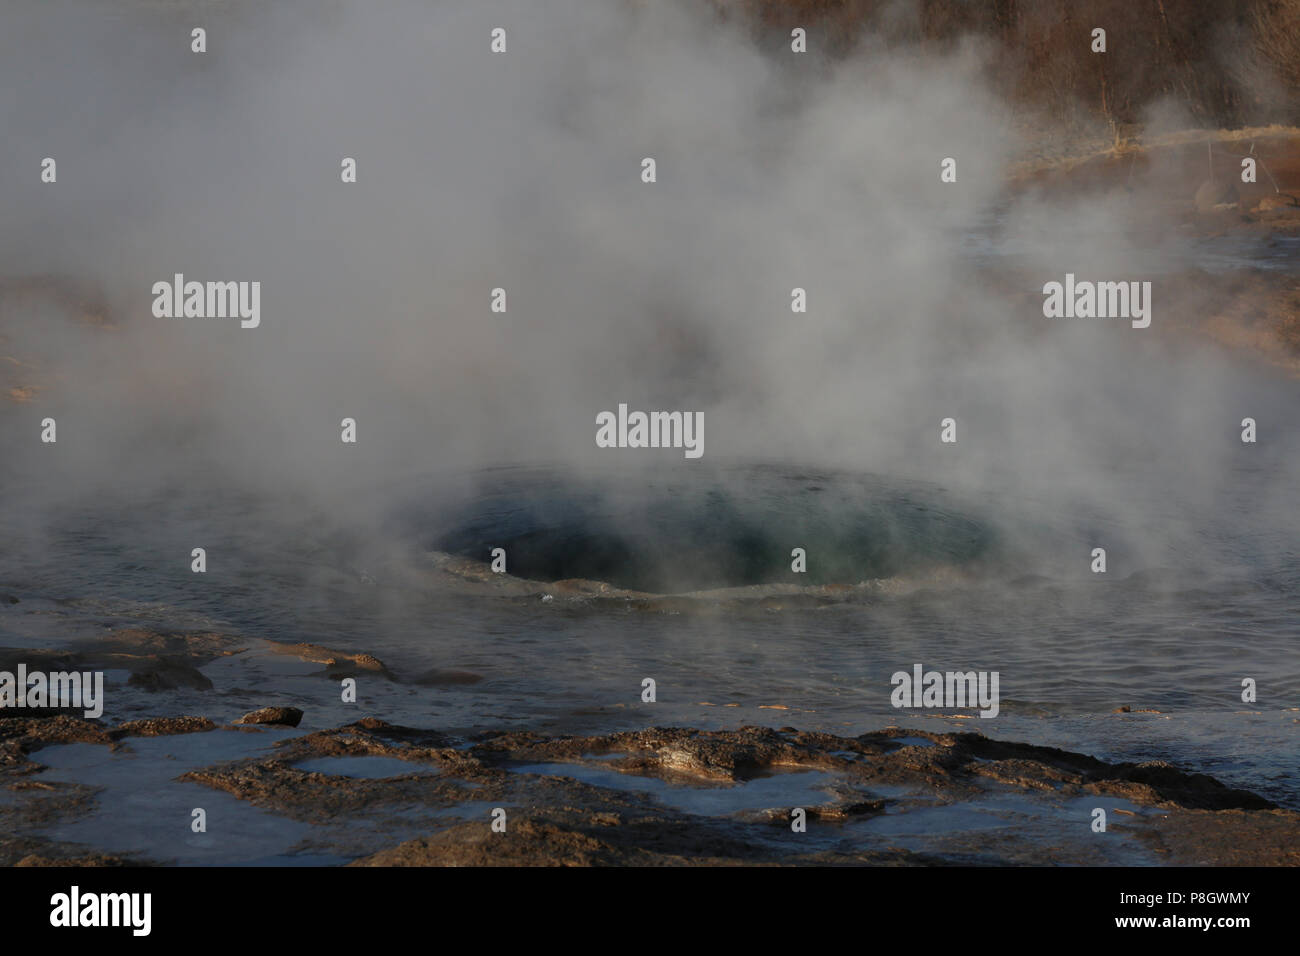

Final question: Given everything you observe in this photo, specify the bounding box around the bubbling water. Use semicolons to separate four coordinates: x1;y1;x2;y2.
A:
430;464;1001;593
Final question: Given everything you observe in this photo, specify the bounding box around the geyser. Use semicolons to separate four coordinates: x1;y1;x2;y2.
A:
430;465;998;593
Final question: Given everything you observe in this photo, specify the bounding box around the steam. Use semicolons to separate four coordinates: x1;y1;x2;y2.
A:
1;0;1296;589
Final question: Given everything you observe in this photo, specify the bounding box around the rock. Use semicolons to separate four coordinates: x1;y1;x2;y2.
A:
14;853;136;867
1253;193;1299;212
127;658;213;691
1194;178;1237;212
0;714;114;748
0;595;18;604
234;706;303;728
168;720;1297;866
115;716;216;737
270;642;391;678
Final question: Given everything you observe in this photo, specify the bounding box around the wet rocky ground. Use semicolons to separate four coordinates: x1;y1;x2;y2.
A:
0;590;1298;867
3;689;1297;866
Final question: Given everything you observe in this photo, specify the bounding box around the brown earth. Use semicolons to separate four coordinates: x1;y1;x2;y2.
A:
170;719;1297;866
3;710;1295;865
0;629;245;698
1009;126;1300;234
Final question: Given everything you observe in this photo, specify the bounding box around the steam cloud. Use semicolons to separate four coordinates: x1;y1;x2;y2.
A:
1;0;1296;587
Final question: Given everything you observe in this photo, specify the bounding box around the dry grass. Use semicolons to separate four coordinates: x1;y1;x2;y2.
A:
718;0;1300;130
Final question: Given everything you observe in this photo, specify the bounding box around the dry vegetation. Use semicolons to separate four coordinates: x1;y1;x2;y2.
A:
719;0;1300;133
